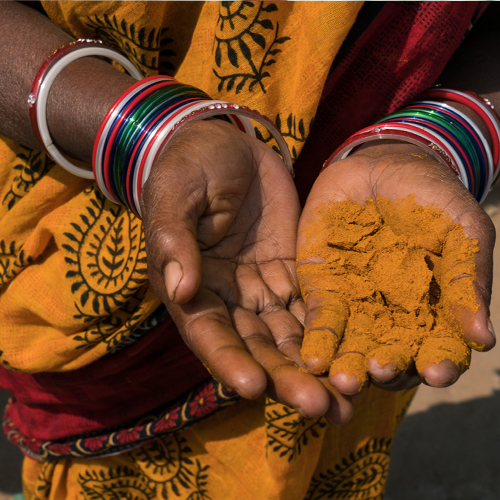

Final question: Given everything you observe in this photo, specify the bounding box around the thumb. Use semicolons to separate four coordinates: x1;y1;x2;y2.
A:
150;224;202;305
434;206;496;352
140;164;205;306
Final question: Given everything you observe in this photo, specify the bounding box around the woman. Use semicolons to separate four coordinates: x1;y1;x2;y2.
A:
0;2;496;498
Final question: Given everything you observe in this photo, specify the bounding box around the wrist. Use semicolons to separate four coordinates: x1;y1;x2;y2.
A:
350;139;439;163
0;2;138;164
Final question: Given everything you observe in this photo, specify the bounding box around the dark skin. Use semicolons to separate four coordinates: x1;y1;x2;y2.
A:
140;119;353;423
0;2;496;424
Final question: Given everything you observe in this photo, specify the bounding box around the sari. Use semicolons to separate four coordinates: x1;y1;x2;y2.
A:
0;2;486;498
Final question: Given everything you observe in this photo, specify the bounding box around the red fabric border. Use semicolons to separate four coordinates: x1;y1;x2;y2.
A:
0;315;210;441
4;378;238;461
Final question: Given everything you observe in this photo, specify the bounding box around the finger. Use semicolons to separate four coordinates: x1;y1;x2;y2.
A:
141;161;205;305
258;259;306;326
329;353;370;395
201;258;322;412
415;334;470;387
367;345;413;383
317;378;355;425
149;266;267;399
370;361;421;391
258;303;305;364
231;306;332;418
436;267;495;353
204;260;306;356
200;257;299;328
327;330;379;394
446;283;495;352
300;290;348;375
420;360;462;388
434;204;496;351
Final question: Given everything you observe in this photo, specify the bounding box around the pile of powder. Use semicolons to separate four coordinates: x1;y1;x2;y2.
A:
298;195;479;386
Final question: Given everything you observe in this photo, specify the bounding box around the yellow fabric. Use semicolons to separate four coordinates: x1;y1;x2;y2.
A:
0;2;420;499
22;388;416;500
0;0;363;373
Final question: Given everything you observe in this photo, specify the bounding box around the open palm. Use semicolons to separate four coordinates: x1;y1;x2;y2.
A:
298;142;496;395
141;120;352;423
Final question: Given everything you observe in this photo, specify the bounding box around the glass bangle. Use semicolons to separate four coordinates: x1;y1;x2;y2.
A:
412;100;494;196
383;116;476;196
112;87;208;204
92;76;175;201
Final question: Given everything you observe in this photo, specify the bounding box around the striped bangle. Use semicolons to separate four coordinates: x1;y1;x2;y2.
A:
412;100;493;184
94;76;215;212
405;101;493;198
381;112;480;197
420;87;500;180
93;75;293;217
326;96;495;203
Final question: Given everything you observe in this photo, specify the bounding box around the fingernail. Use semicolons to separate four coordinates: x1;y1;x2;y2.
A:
487;318;496;340
293;405;308;418
164;261;183;301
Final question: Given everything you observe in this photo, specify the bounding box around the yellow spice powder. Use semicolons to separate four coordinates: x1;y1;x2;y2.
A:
298;195;479;385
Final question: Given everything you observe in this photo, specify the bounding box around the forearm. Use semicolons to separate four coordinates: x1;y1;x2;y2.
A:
0;1;135;163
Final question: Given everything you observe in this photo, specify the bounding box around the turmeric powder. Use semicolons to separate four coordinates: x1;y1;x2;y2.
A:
298;195;478;387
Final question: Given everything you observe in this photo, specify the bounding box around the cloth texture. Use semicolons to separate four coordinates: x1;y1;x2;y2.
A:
21;388;415;500
0;0;361;374
0;1;484;499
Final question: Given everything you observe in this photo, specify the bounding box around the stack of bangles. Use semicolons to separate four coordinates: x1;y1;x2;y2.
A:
28;40;500;209
325;87;500;204
27;39;293;218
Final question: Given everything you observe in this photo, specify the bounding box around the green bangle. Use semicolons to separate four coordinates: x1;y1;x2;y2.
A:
113;85;209;203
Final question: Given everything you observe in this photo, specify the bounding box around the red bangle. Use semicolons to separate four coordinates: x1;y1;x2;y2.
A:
323;125;464;183
420;87;500;174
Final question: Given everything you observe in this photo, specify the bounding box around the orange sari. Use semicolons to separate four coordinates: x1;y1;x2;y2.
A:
0;1;483;498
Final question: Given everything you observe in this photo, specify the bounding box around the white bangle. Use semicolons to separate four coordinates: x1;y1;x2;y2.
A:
30;40;142;179
135;101;293;218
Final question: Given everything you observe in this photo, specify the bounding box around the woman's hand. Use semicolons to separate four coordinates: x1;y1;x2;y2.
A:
141;120;353;424
298;141;496;395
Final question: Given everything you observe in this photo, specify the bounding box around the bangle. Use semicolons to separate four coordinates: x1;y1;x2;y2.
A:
380;103;493;202
409;101;493;197
412;100;492;173
381;115;478;196
94;78;239;215
324;125;467;186
29;39;143;179
93;76;277;218
93;76;177;203
420;87;500;178
93;74;293;217
326;92;498;203
134;102;294;215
